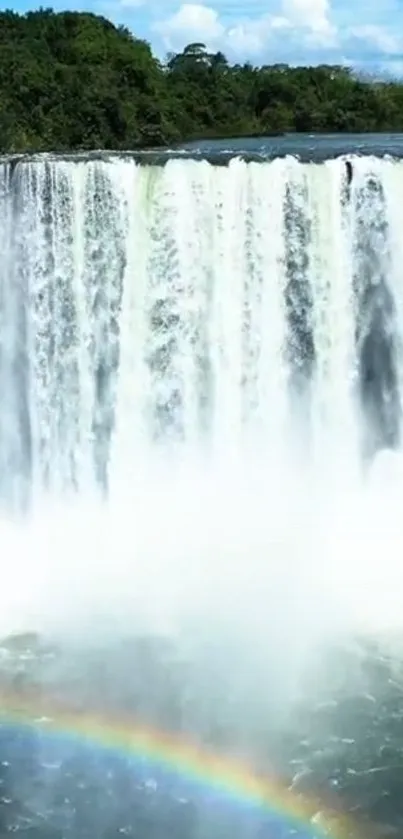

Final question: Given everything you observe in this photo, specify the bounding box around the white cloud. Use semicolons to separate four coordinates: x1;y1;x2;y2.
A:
109;0;403;74
349;25;402;56
282;0;330;32
153;3;224;48
153;0;338;58
224;18;277;56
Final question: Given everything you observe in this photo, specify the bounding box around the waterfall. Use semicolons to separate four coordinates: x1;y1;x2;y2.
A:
1;154;402;509
0;152;403;646
1;149;403;839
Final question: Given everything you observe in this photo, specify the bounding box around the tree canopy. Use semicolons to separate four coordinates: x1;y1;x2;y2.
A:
1;8;403;152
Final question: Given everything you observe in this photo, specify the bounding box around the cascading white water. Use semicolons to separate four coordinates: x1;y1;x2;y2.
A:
1;154;403;657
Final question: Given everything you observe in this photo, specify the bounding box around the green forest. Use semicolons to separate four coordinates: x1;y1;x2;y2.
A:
2;8;403;152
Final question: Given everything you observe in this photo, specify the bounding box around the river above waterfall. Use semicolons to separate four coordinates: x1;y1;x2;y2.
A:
5;132;403;165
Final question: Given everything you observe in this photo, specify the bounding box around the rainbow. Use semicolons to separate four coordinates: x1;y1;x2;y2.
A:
0;687;358;838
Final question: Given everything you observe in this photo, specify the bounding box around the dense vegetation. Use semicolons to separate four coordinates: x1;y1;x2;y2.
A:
2;8;403;152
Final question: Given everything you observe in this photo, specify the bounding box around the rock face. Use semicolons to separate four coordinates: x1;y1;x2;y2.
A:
0;633;402;837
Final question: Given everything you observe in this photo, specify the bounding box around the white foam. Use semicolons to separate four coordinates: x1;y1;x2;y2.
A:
0;155;403;701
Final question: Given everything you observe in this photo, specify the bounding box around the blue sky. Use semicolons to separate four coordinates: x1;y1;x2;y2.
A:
4;0;403;73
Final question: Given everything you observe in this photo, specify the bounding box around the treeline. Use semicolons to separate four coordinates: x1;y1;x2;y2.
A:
1;8;403;152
